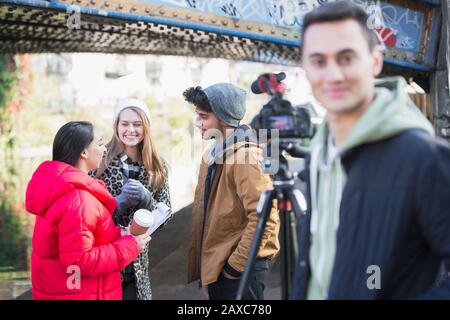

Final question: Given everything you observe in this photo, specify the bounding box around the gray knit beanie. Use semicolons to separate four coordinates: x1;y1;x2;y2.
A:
203;83;246;127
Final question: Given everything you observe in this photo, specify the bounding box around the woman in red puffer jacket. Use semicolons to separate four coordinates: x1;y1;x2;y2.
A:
26;121;151;300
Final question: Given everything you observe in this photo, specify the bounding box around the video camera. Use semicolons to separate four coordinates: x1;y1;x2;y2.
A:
250;72;313;141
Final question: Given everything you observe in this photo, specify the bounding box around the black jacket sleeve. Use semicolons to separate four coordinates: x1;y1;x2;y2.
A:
415;137;450;299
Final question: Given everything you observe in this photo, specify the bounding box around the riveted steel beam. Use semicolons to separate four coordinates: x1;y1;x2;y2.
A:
0;0;443;72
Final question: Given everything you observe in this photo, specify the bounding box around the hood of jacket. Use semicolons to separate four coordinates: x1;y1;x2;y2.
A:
315;76;435;156
206;124;259;166
26;160;116;216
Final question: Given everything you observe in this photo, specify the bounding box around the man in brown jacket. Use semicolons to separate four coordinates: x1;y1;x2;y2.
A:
183;83;280;300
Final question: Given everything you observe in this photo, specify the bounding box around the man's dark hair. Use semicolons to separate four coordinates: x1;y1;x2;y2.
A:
301;1;379;52
53;121;94;166
183;86;213;112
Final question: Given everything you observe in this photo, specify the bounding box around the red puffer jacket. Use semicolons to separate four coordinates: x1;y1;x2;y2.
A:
26;161;138;300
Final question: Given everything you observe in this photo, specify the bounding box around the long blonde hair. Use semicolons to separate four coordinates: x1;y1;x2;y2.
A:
97;107;167;191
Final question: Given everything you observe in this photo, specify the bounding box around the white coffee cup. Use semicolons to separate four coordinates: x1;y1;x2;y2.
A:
130;209;154;236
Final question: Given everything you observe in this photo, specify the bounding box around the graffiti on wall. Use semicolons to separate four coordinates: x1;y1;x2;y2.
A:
137;0;327;26
136;0;425;52
365;2;424;52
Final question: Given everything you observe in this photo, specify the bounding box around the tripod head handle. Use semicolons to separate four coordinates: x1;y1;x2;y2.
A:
283;142;310;158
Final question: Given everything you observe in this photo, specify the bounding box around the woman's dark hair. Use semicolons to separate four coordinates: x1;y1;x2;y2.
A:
183;86;212;112
301;1;379;52
52;121;94;166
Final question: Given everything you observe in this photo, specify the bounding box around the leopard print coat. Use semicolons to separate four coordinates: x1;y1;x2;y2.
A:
95;154;172;300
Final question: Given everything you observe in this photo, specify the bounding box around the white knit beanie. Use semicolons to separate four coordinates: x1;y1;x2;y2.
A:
113;98;151;125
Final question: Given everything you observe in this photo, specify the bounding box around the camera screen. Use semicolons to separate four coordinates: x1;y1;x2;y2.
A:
269;115;294;131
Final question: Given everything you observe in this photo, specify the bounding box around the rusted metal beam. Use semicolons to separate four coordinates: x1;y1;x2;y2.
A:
0;0;442;72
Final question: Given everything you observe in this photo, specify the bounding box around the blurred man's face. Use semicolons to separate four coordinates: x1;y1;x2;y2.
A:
194;107;221;140
302;19;383;115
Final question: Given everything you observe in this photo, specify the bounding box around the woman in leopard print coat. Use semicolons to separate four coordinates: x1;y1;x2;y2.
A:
95;98;172;300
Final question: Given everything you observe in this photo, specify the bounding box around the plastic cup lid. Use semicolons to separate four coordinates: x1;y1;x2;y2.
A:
133;209;154;227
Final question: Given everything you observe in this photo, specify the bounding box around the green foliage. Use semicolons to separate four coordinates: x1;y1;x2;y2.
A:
0;55;26;271
0;55;17;112
0;201;27;270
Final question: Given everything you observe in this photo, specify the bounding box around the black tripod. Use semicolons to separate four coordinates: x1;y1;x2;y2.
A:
236;142;310;300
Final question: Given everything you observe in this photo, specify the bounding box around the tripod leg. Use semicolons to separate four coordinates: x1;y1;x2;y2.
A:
286;189;308;298
288;210;299;273
236;189;275;300
279;204;290;300
289;189;307;259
